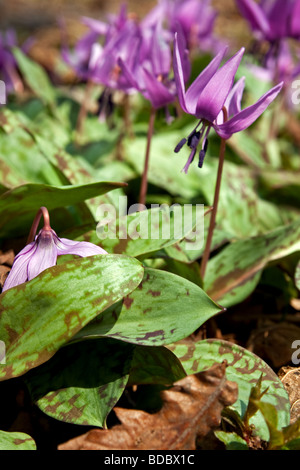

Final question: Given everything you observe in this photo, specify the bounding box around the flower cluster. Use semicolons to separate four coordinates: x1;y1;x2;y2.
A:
62;0;219;114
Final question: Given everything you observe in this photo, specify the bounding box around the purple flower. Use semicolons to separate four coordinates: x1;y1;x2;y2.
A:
173;33;283;172
118;23;178;109
143;0;219;53
236;0;300;42
2;226;107;292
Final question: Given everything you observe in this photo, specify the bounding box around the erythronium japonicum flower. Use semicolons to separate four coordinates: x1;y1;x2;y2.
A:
2;207;108;292
173;32;283;173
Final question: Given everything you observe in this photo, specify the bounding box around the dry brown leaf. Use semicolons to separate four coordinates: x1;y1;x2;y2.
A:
0;249;15;289
58;362;238;451
279;366;300;424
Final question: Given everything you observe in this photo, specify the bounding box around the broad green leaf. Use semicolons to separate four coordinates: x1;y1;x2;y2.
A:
12;47;56;107
0;430;36;450
259;168;300;207
214;431;248;450
164;211;232;264
195;158;296;238
95;205;205;258
204;217;300;307
25;338;135;428
168;339;291;442
25;339;185;427
128;345;186;386
72;267;222;346
123;130;202;199
0;254;144;381
0;125;63;186
32;133;124;218
0;180;127;238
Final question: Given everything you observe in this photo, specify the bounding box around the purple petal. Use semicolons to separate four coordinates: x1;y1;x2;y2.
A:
27;231;58;281
173;31;191;114
195;48;245;122
55;237;108;257
81;16;109;35
141;67;175;108
290;0;300;37
267;0;293;39
185;46;228;114
151;24;171;77
216;76;246;124
2;242;36;292
236;0;271;37
214;82;283;139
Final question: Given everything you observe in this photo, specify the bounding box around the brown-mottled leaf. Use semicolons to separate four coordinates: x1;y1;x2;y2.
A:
204;218;300;307
58;362;238;450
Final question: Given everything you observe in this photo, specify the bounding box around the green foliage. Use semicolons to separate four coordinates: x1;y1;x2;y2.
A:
0;39;299;451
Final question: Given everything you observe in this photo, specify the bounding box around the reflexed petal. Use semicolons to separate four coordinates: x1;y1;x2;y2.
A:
173;32;190;113
27;231;58;281
141;68;175;108
195;48;244;121
55;237;108;257
214;82;283;139
2;242;36;292
151;24;171;77
185;46;227;113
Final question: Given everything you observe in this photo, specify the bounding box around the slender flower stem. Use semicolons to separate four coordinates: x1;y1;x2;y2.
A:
27;207;51;244
200;107;228;281
138;106;156;210
75;80;94;143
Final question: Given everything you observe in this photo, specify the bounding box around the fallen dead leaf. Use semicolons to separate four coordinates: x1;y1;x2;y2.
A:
0;249;15;289
278;366;300;424
58;362;238;450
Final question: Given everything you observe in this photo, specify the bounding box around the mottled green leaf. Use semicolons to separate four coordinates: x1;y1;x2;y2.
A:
72;267;222;346
0;430;36;450
25;339;185;427
168;339;291;442
95;205;204;258
214;431;248;450
128;345;186;386
12;47;56;106
0;254;144;381
25;338;135;428
123;130;202;199
0;125;62;186
0;180;127;238
204;218;300;307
